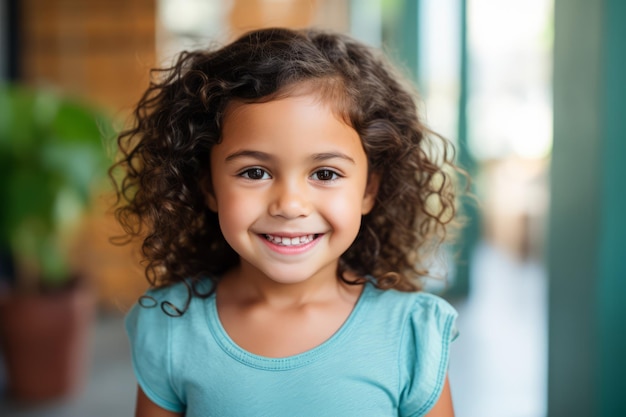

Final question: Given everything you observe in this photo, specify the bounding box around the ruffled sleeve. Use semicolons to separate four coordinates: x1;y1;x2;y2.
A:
125;288;186;413
398;293;458;417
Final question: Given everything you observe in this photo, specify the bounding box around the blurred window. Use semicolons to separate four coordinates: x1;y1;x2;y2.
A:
468;0;553;160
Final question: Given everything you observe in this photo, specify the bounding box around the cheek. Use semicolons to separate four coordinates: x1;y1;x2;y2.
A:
322;190;366;232
214;188;257;235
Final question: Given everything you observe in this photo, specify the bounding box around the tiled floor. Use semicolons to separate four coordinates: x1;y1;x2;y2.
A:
0;242;547;416
449;243;547;417
0;315;136;417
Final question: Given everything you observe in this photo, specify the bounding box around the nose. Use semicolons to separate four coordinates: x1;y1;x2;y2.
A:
268;179;312;219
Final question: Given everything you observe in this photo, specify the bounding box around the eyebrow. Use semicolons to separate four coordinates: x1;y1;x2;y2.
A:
311;152;355;164
225;150;273;162
224;150;355;164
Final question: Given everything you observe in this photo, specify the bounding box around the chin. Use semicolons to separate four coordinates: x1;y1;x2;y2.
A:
255;263;327;286
263;271;314;285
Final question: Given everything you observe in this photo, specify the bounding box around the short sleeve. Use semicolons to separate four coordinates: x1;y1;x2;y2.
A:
398;293;458;417
125;290;185;413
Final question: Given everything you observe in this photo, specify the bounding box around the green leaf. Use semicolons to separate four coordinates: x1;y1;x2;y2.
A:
0;83;114;289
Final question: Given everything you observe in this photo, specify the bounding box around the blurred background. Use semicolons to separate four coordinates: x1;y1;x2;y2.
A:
0;1;624;416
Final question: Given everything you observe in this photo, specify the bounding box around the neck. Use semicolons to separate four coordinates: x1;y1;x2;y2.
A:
219;262;358;309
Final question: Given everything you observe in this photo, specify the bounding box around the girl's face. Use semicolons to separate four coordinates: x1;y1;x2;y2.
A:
207;93;378;287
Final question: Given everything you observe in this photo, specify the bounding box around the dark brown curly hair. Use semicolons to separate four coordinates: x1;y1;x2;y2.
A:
111;27;461;312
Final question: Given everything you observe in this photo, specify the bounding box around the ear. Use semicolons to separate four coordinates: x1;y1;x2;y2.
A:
361;172;380;215
200;173;218;212
206;193;218;213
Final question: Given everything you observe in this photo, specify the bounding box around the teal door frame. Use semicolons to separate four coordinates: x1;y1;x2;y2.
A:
451;0;477;298
549;0;626;415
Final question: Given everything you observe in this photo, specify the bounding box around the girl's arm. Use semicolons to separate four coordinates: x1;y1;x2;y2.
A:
425;375;455;417
135;386;184;417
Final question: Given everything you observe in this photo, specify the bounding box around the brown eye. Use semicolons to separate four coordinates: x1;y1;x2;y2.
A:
313;169;339;181
240;168;269;180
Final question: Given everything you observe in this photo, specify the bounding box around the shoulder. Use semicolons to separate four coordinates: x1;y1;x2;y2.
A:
125;280;202;361
124;278;216;365
126;283;185;330
125;278;217;350
124;279;215;413
366;285;458;333
126;278;215;323
365;286;458;417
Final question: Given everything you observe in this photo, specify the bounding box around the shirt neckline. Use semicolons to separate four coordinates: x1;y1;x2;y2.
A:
205;281;373;371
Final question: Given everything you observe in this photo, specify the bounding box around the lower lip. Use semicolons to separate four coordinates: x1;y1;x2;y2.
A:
259;235;322;255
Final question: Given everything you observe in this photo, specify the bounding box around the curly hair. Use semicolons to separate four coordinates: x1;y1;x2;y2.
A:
111;27;461;310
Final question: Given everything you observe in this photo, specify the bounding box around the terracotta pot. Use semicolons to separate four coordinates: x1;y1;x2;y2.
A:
0;285;95;402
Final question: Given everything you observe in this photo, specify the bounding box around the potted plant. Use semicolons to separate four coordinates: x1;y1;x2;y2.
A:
0;84;113;402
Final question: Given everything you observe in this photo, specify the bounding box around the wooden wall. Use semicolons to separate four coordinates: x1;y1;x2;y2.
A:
20;0;156;111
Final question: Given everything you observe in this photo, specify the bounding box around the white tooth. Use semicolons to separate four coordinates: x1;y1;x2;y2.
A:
265;234;317;246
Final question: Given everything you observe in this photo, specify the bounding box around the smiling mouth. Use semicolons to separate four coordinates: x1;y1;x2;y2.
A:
263;234;319;246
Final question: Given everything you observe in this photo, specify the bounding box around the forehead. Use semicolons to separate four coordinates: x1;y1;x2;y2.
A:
215;93;365;162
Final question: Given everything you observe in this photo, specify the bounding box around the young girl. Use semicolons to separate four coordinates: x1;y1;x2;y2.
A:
113;27;461;417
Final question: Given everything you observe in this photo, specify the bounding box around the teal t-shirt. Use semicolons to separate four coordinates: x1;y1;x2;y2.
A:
125;279;458;417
